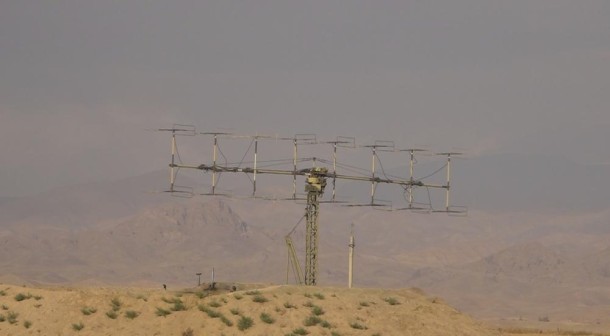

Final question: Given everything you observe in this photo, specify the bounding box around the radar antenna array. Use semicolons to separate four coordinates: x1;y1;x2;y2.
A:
157;127;465;286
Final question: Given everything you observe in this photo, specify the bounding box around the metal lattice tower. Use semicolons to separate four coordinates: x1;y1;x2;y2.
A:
303;167;327;285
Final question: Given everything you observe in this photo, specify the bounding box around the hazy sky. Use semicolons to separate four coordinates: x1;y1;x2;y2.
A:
1;1;609;197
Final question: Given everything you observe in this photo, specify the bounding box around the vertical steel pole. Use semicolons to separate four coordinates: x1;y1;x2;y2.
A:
212;135;218;195
170;131;176;191
332;143;338;202
446;153;452;211
370;147;376;205
348;224;355;288
293;138;297;199
409;149;415;208
253;138;258;196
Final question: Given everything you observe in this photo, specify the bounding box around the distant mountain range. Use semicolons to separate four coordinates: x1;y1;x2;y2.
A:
1;161;610;323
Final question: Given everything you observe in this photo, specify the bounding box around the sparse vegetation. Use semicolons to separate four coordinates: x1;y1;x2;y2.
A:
7;311;18;324
383;297;400;306
359;301;370;307
81;306;97;315
350;321;367;330
24;320;32;328
195;291;207;299
303;315;322;326
14;292;32;301
330;332;341;336
125;310;140;319
156;307;171;317
200;305;222;318
182;327;194;336
303;301;313;307
105;310;118;319
0;314;5;322
321;320;332;328
171;298;186;311
72;322;85;331
260;312;275;324
311;305;325;316
110;298;122;311
33;295;43;300
233;294;243;300
230;308;241;315
245;290;260;295
252;294;268;303
284;302;296;309
313;293;325;300
1;304;8;310
0;290;6;296
291;327;309;335
209;300;222;307
220;315;233;327
237;316;254;331
538;316;550;322
304;293;312;298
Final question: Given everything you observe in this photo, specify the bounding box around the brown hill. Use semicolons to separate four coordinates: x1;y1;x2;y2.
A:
0;283;498;336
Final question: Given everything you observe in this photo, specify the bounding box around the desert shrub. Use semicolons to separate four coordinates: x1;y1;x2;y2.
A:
182;328;194;336
359;301;369;307
313;293;325;300
14;293;31;301
171;299;186;311
237;316;254;331
33;295;43;300
199;305;223;318
303;315;322;326
125;310;140;319
292;327;309;335
303;301;313;308
110;298;122;311
195;291;207;299
24;320;32;328
383;297;399;306
220;315;233;327
81;307;97;315
2;304;8;310
156;307;171;317
230;308;241;315
349;322;367;330
538;316;550;322
7;311;18;324
233;294;243;300
0;314;5;322
311;305;324;316
245;290;260;295
321;320;332;328
0;290;6;296
284;302;296;309
135;294;148;301
105;310;118;319
330;332;341;336
209;300;222;308
221;297;228;303
304;293;312;298
72;322;85;331
252;295;268;303
260;312;275;324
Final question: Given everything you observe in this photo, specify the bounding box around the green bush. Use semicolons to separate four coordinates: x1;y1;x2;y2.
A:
260;312;275;324
156;307;171;317
311;305;324;316
81;307;97;315
110;298;122;311
14;293;31;302
171;299;186;311
252;295;268;303
350;322;367;330
220;315;233;327
72;322;85;331
383;297;399;306
24;320;32;329
7;311;18;324
0;290;6;296
303;315;322;326
237;316;254;331
292;327;309;335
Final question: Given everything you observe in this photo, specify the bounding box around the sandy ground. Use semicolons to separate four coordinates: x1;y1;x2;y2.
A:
0;282;607;336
